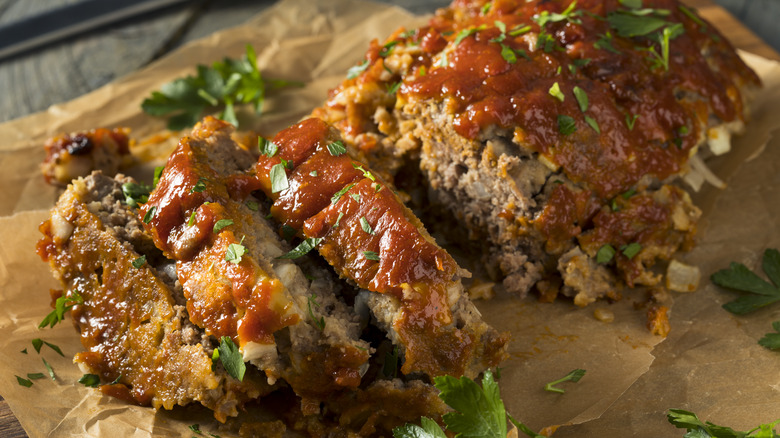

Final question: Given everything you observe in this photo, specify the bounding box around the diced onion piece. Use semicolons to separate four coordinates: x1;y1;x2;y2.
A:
467;280;495;300
688;154;726;189
682;166;705;192
666;259;701;293
537;154;560;172
707;125;732;156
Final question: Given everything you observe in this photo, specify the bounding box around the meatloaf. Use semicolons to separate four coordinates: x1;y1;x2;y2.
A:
313;0;760;305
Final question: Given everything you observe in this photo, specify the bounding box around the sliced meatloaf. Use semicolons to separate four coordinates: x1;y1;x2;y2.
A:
36;172;272;422
138;117;371;401
252;117;508;378
41;128;132;187
313;0;760;304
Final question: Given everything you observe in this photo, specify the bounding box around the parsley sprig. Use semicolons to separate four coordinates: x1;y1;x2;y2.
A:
216;336;246;381
39;291;84;329
760;321;780;351
605;2;685;71
667;408;780;437
393;370;546;438
711;248;780;315
142;45;300;130
544;368;586;393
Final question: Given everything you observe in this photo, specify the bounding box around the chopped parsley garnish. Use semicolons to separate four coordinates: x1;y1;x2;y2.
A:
216;336;246;381
621;242;642;259
379;41;399;57
213;219;233;233
626;113;640;130
454;25;486;45
307;294;325;330
352;163;376;181
584;115;600;133
326;140;347;156
436;52;448;68
350;193;361;203
42;358;55;380
121;182;151;208
548;82;565;102
606;5;685;71
360;217;375;235
245;200;259;211
142;45;299;129
188;210;197;226
667;408;780;437
27;373;45;381
544;368;586;393
481;2;491;15
363;251;380;261
331;183;356;204
191;178;207;193
387;81;401;94
509;24;532;36
347;59;370;79
153;166;164;187
39;290;84;329
596;244;616;264
225;240;246;264
32;338;43;353
573;86;588;112
190;423;222;438
281;224;297;242
383;346;399;378
536;32;558;53
278;237;323;259
678;4;706;28
333;212;345;228
309;170;318;177
594;32;621;54
259;137;278;157
557;114;577;135
131;255;146;269
759;321;780;351
142;206;156;224
269;163;289;193
16;376;33;388
711;248;780;315
79;373;101;388
607;12;668;37
500;44;517;64
20;348;27;354
534;1;581;28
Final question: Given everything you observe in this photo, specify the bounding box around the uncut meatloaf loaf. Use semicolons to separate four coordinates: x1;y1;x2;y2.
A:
313;0;760;305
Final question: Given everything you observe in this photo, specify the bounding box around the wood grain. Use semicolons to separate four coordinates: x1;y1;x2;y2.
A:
0;1;776;437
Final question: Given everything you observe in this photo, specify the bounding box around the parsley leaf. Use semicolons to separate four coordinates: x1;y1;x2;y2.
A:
711;248;780;315
436;369;507;438
549;82;565;102
191;178;207;193
393;417;448;438
759;321;780;351
360;217;375;235
364;251;381;261
500;44;517;64
213;219;234;233
188;210;197;226
143;206;156;224
384;346;400;379
16;376;33;387
607;12;668;37
544;368;586;393
121;182;151;208
259;137;279;157
597;244;616;264
132;255;146;269
621;242;642;259
32;338;43;353
347;60;370;79
327;140;347;156
27;373;45;380
79;374;101;388
307;294;325;330
42;358;55;380
217;336;246;381
573;86;588;112
278;237;323;259
225;240;247;264
626;113;639;130
142;45;298;130
331;183;356;204
667;408;780;437
269;163;289;194
39;290;83;329
557;114;577;135
454;25;485;45
584;115;600;133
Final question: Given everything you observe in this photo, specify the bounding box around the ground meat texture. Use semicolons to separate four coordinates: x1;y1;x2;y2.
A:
36;172;272;422
140;116;371;400
313;0;758;302
41;128;132;186
253;118;508;378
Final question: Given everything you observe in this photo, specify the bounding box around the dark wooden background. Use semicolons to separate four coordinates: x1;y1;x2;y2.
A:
0;0;777;436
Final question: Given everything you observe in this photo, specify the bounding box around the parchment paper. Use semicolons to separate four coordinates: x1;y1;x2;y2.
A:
0;0;779;436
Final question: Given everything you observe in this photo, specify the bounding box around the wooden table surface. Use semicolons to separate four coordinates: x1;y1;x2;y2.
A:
0;0;777;436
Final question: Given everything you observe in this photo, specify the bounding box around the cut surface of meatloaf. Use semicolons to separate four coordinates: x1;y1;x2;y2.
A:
41;128;132;186
252;117;508;378
313;0;760;303
36;172;272;422
139;116;371;401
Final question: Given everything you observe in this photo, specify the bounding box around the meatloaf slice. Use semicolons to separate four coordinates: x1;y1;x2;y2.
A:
139;117;371;401
313;0;758;303
36;172;272;422
252;117;508;378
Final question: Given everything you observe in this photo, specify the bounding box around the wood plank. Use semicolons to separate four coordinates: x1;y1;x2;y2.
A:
0;397;25;438
0;0;199;123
